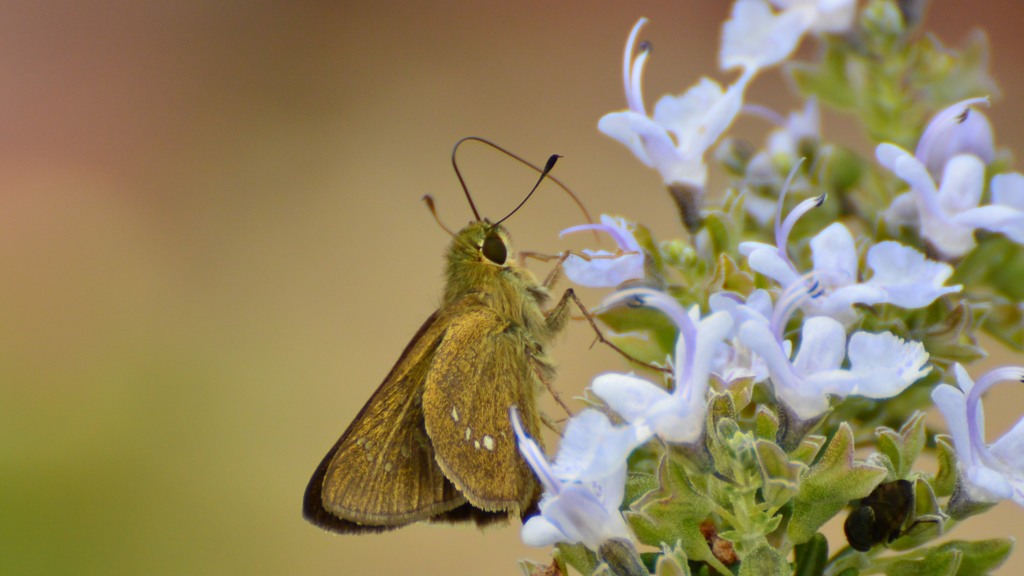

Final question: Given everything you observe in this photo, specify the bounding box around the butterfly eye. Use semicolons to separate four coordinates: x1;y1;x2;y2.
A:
481;233;507;265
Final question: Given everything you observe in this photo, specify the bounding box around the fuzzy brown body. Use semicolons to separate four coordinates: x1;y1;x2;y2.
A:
303;220;571;534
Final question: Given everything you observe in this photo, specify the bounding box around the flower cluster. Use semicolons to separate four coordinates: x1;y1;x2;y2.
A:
514;1;1024;575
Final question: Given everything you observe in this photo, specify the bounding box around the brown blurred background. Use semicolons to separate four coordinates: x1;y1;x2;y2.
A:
2;1;1024;575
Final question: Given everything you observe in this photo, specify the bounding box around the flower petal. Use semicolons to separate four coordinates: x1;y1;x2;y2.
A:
992;172;1024;210
791;316;847;375
932;382;973;464
847;331;930;398
597;111;661;168
951;205;1024;244
938;154;986;215
592;373;670;424
914;97;993;179
563;250;645;288
743;242;801;287
810;222;858;285
864;241;961;308
721;0;810;71
552;410;641;483
521;514;569;547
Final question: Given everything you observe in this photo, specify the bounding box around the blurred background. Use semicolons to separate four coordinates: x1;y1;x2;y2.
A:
3;1;1024;574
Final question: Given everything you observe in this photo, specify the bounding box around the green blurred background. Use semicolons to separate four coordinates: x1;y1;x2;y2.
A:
3;1;1024;574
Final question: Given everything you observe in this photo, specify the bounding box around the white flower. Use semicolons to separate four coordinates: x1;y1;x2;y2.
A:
766;98;821;158
511;408;634;549
739;284;931;420
932;365;1024;507
708;289;775;384
598;18;755;191
915;97;994;181
721;0;811;72
878;143;1024;258
591;288;733;444
740;176;959;322
560;215;644;288
769;0;856;34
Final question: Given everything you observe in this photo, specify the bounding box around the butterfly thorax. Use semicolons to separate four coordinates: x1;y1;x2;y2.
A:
443;221;553;346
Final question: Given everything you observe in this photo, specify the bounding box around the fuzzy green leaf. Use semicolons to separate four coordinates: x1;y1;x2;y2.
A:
737;544;789;576
788;44;856;109
627;457;729;575
790;435;826;466
654;542;691;576
939;538;1014;575
554;543;598;576
755;405;780;441
756;439;805;510
876;412;926;479
933;435;957;498
789;424;888;544
794;533;829;576
885;549;961;576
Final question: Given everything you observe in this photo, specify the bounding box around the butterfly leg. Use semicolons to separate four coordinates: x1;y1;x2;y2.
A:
532;360;573;419
552;288;672;375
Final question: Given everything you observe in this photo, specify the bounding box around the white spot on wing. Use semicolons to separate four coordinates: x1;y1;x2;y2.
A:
451;406;459;422
474;440;480;449
465;427;471;441
483;435;495;451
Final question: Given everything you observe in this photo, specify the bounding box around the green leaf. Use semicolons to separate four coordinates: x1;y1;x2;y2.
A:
917;298;985;365
625;471;660;508
790;435;826;467
793;534;829;576
627;457;730;575
788;44;856;109
755;405;780;442
939;538;1014;575
706;392;737;476
554;543;598;576
597;538;648;576
702;210;736;258
875;411;926;479
737;544;789;576
756;439;805;510
789;423;888;544
933;434;957;498
885;549;961;576
654;542;692;576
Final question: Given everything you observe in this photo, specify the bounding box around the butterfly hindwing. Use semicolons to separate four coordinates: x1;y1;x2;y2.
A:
421;306;543;517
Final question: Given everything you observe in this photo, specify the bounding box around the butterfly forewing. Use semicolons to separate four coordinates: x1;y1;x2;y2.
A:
422;306;543;516
303;311;467;532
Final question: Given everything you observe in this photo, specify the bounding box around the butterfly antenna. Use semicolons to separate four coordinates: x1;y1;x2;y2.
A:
451;136;594;225
494;154;559;226
422;195;455;237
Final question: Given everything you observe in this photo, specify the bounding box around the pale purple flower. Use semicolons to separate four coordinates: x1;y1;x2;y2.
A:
511;408;634;549
915;97;994;181
740;98;821;223
739;283;931;420
598;18;755;190
769;0;856;34
721;0;811;72
708;289;775;384
932;365;1024;507
740;175;959;322
878;143;1024;258
591;288;733;444
560;215;644;288
766;98;820;158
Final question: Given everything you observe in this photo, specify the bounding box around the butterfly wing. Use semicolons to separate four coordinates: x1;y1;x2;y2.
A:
303;310;467;533
421;306;544;517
